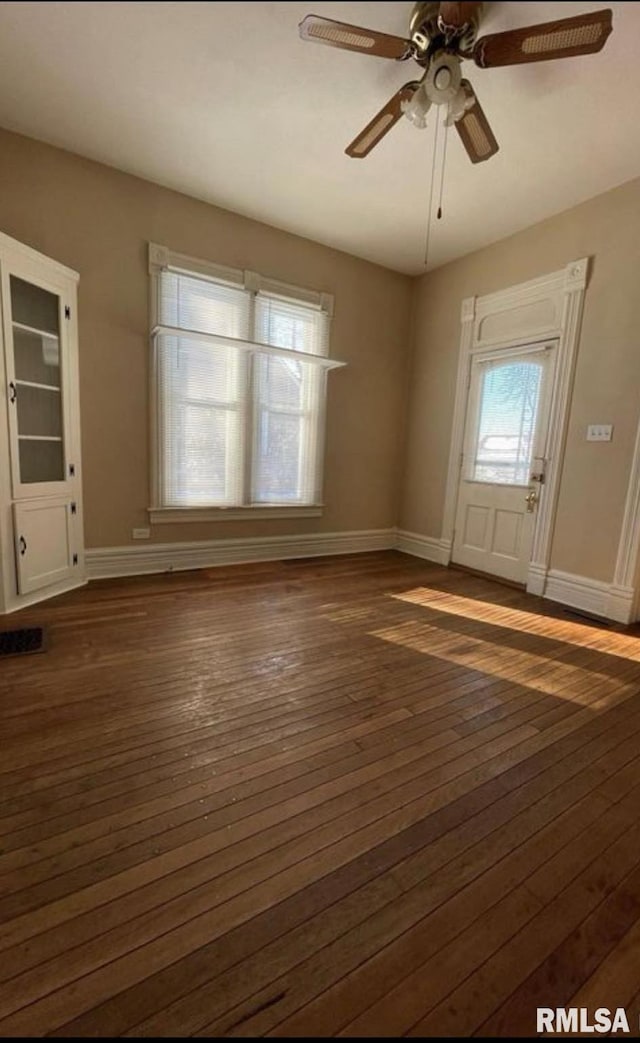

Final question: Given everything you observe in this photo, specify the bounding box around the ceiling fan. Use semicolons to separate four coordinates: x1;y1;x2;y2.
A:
298;3;613;163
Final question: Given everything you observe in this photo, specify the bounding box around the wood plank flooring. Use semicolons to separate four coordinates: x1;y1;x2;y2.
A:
1;550;640;1037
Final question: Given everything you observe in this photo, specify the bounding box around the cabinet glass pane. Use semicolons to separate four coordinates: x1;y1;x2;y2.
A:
13;328;61;387
18;439;64;484
10;277;65;485
16;385;62;439
10;276;60;336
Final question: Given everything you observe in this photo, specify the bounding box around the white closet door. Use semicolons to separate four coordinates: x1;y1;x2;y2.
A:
13;499;76;595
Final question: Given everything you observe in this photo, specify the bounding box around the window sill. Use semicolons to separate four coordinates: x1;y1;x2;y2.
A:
148;505;324;525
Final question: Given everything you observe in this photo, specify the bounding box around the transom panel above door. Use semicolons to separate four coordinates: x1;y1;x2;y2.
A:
452;342;557;584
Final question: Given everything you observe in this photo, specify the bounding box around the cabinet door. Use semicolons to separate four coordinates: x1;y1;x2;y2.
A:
3;268;74;499
13;499;76;595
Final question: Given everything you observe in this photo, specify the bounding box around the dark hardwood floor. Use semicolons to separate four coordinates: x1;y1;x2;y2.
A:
1;550;639;1037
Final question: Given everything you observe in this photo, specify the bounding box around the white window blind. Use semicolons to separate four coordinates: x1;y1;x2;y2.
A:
153;261;339;510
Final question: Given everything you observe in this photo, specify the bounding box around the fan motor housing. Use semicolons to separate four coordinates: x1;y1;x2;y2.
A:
410;0;482;59
409;1;441;46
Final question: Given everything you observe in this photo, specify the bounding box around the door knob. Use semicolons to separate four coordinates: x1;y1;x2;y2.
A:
525;489;538;513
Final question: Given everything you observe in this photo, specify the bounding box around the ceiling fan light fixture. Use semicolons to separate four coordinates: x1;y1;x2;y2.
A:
445;81;475;124
402;85;432;128
402;84;432;128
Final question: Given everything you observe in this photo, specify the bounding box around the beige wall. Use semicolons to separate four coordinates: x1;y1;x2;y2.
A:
2;124;639;585
0;127;412;548
401;177;640;583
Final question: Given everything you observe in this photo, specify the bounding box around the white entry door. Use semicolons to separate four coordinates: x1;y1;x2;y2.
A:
452;342;557;584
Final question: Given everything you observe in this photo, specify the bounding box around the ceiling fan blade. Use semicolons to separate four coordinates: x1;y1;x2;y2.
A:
346;85;417;158
438;2;483;30
473;8;612;68
454;81;499;163
299;14;411;60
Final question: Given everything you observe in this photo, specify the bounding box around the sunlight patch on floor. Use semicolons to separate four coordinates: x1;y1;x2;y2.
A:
370;619;636;709
391;588;640;662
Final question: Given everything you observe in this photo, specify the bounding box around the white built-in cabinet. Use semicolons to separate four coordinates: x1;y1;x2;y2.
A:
0;232;85;614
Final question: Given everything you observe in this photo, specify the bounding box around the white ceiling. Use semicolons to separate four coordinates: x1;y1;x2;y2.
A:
0;1;637;274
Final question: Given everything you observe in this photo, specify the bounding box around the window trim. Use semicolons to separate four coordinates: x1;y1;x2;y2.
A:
147;505;324;524
148;243;338;521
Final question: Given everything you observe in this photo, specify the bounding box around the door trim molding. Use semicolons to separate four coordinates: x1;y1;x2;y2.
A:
441;258;589;596
605;409;640;623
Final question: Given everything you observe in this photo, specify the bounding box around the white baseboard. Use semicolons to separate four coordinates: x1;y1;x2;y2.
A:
86;526;637;624
546;569;636;623
86;528;396;580
398;535;632;624
395;529;450;566
543;568;611;619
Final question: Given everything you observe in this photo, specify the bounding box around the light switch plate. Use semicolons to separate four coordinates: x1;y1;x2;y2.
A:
587;424;613;442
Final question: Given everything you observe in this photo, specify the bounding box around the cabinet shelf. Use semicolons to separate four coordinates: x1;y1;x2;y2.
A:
13;320;59;342
18;435;63;442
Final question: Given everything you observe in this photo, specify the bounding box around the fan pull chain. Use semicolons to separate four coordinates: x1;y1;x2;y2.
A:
437;106;450;220
423;111;440;268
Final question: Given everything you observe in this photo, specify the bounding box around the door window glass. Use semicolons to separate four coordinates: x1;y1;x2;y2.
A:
472;360;543;485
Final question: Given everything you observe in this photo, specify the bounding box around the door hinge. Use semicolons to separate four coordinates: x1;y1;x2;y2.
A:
70;502;77;515
65;305;71;319
69;463;75;477
73;553;78;566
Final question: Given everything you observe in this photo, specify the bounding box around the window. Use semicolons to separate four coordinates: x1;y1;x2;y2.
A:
149;246;342;515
